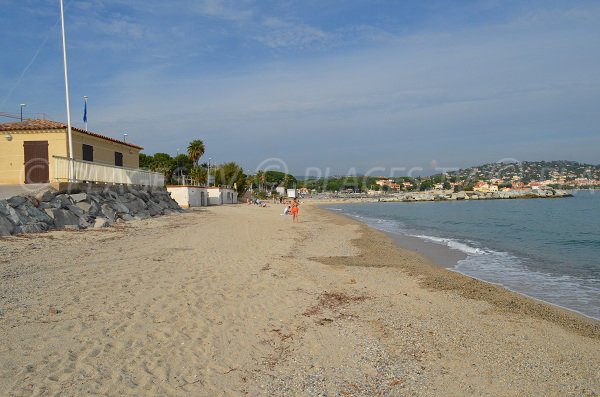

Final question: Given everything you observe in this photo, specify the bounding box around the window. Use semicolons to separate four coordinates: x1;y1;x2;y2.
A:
82;144;93;162
115;151;123;167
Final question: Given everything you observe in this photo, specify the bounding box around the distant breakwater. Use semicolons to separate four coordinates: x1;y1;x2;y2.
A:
0;186;182;237
378;188;572;202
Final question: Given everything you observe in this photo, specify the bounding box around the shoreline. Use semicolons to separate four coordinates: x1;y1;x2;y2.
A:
317;200;600;323
323;206;468;268
311;204;600;338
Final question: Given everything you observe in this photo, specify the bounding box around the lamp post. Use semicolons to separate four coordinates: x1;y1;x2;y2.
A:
20;103;26;122
207;157;211;187
176;148;181;185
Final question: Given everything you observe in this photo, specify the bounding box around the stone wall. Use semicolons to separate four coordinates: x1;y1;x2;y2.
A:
0;186;181;236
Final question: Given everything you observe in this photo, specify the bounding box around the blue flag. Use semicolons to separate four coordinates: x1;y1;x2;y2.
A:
83;101;87;124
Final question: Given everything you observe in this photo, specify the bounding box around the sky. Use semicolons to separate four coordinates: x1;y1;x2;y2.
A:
1;0;599;176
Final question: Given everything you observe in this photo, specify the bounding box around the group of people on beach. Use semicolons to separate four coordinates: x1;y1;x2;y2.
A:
282;198;300;222
246;196;300;222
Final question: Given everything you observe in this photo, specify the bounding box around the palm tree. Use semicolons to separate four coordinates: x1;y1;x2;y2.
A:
256;170;265;192
187;139;205;166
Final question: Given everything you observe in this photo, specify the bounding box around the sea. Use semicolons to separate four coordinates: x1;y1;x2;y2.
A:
324;190;600;320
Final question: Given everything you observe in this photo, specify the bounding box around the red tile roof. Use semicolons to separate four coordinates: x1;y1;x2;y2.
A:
0;119;143;150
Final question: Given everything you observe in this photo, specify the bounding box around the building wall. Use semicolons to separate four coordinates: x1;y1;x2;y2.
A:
0;129;140;184
167;186;207;207
207;188;223;205
73;131;140;168
0;130;68;184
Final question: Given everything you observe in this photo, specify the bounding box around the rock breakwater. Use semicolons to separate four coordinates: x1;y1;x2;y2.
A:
0;186;182;236
379;188;572;202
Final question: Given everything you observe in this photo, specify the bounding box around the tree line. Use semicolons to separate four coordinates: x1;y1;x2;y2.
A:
139;140;298;196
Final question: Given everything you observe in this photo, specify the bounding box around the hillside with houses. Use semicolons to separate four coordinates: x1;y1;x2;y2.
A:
444;160;600;190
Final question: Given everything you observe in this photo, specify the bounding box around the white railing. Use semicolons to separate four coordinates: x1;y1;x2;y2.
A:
54;156;165;187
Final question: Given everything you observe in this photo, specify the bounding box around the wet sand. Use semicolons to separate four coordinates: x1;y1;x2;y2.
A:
0;203;598;396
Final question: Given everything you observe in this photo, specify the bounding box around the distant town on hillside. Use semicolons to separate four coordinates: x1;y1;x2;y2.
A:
293;161;600;194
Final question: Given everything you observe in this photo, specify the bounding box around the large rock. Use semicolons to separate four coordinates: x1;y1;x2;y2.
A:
69;193;87;203
100;204;117;221
52;208;81;229
146;201;162;216
109;201;130;214
0;214;14;236
88;201;100;217
133;211;151;220
119;213;135;221
6;206;28;225
18;201;53;225
0;200;10;216
7;196;27;207
103;190;120;201
67;205;84;217
88;193;102;203
76;202;92;213
35;189;56;202
49;194;73;209
124;198;146;213
15;222;49;234
128;188;150;202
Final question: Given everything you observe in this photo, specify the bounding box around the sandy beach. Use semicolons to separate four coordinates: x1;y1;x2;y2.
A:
1;203;598;396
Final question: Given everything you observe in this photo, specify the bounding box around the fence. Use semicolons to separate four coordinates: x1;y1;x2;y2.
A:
54;156;165;187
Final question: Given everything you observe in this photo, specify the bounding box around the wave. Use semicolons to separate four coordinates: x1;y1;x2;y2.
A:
410;234;484;255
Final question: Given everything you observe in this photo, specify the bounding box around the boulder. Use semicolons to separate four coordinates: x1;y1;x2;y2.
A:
76;202;92;213
103;190;120;201
67;205;84;217
19;202;53;225
15;222;49;234
124;198;146;213
88;201;100;217
109;201;130;214
133;211;151;220
123;193;138;201
35;189;56;202
0;200;10;216
69;193;87;203
52;208;81;229
88;193;102;203
78;216;91;229
146;201;162;216
119;213;134;221
0;214;14;236
38;202;52;210
6;206;28;225
50;194;73;209
7;196;27;207
100;204;117;221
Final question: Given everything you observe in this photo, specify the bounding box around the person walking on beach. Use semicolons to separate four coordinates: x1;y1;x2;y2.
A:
291;199;299;223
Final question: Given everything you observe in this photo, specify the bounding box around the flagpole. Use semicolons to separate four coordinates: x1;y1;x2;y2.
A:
83;95;88;131
60;0;75;182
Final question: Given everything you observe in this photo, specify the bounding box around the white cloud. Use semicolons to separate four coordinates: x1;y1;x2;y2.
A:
193;0;253;21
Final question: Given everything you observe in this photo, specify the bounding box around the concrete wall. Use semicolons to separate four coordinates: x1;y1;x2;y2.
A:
0;129;140;184
166;186;208;208
207;187;238;205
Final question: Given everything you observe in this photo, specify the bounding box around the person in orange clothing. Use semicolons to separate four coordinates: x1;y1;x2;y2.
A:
291;199;299;223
